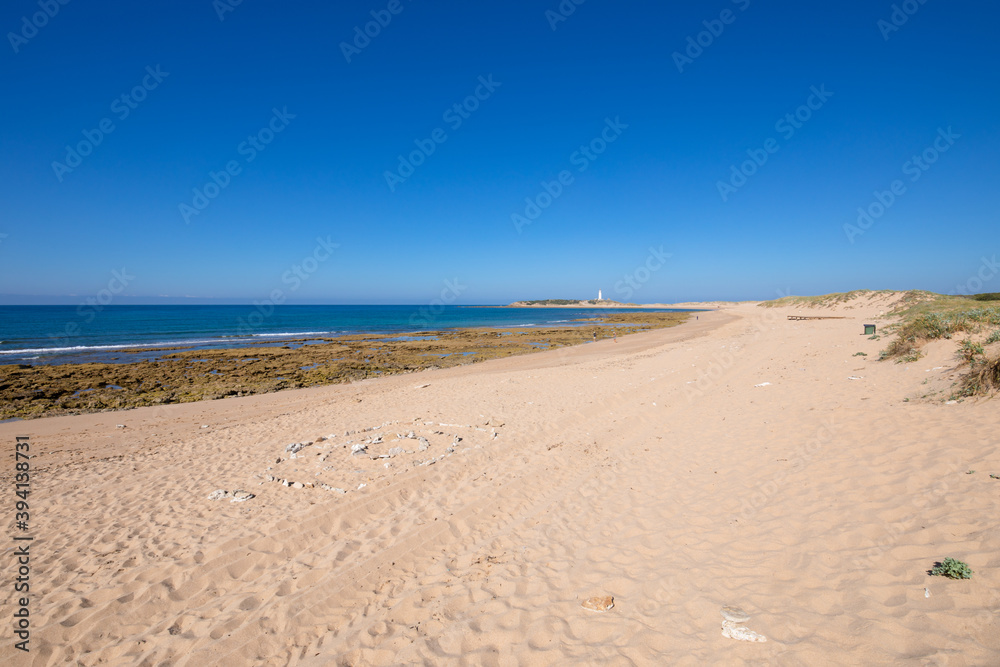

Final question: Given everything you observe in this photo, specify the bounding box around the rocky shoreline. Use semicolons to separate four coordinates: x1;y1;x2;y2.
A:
0;311;688;420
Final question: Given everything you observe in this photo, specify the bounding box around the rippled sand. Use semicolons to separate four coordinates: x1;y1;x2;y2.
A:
2;296;997;665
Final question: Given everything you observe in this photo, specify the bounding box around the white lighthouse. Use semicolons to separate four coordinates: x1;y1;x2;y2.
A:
598;290;602;301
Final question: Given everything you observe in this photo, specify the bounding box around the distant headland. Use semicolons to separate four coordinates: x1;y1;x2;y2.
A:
506;299;639;307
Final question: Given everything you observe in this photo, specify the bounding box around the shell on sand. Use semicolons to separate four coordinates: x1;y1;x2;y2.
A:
581;596;614;612
721;606;750;623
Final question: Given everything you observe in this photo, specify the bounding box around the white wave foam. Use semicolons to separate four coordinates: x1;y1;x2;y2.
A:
250;331;337;337
0;338;229;356
0;331;340;356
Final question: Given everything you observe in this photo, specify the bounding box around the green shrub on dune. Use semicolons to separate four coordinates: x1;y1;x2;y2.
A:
930;557;973;579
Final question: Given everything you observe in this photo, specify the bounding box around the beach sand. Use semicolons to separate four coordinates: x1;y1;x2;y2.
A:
2;296;998;665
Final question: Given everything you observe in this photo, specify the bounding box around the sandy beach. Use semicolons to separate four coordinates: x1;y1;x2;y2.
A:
2;295;998;665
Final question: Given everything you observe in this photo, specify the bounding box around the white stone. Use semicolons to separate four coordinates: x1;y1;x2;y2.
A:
721;620;765;642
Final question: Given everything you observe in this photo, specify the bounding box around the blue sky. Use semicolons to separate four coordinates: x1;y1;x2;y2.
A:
1;0;997;304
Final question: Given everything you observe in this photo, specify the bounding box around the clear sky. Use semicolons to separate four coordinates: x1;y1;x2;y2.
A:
1;0;997;304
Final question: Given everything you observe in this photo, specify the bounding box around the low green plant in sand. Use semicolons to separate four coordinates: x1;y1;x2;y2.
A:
960;340;985;362
930;557;973;579
881;308;1000;360
853;352;868;357
872;299;1000;395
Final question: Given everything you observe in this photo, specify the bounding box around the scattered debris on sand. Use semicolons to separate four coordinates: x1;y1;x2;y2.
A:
257;417;507;496
207;489;256;503
581;596;615;612
720;606;766;642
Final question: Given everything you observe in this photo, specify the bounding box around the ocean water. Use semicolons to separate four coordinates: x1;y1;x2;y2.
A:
0;305;692;365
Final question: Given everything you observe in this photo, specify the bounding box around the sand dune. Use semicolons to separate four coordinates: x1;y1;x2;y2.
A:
2;299;998;665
